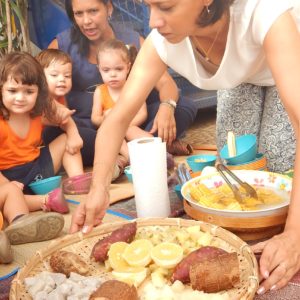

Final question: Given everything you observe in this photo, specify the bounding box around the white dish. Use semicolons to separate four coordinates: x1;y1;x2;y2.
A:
181;170;292;218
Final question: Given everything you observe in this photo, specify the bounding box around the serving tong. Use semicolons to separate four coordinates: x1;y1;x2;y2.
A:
176;163;192;185
216;163;258;202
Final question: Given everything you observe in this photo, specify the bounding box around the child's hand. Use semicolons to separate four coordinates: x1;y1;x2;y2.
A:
104;109;112;117
57;105;76;125
66;133;83;155
11;181;24;190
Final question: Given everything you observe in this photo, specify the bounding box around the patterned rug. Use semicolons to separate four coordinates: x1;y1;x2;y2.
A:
182;107;217;146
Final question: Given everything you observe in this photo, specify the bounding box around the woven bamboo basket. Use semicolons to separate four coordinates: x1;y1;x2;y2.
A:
10;218;259;300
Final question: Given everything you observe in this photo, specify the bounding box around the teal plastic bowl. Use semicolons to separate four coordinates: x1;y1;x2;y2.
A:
186;154;217;172
174;184;183;200
220;134;257;165
124;166;133;182
28;175;62;194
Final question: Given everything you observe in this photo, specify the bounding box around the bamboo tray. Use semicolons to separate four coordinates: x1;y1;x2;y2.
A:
10;218;259;300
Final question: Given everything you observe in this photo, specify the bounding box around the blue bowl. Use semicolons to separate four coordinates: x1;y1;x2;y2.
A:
28;176;62;194
186;154;217;172
174;184;183;200
220;134;257;165
124;166;133;182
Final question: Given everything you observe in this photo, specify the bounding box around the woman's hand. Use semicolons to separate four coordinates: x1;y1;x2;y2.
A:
150;104;176;144
69;186;110;234
252;229;300;294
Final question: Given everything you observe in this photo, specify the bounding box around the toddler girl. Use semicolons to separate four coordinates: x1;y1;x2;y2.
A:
0;52;84;214
92;39;151;165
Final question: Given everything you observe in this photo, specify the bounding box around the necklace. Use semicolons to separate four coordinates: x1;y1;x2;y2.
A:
192;24;223;63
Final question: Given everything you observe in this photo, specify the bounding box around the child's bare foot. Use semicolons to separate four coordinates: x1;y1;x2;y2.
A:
4;212;64;245
0;231;13;263
43;188;69;213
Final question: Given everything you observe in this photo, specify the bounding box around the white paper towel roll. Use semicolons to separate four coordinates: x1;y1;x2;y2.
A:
128;137;170;218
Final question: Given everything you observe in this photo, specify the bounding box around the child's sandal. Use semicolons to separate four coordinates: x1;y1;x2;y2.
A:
42;188;69;214
111;155;129;182
167;139;193;156
62;172;92;195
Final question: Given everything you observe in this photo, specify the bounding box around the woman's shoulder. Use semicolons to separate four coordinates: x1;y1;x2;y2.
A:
56;27;74;52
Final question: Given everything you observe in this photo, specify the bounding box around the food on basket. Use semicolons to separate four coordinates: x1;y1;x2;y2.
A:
171;246;227;283
91;222;137;262
89;279;138;300
108;241;130;269
111;266;148;286
24;271;103;299
122;239;153;267
151;242;183;268
190;252;240;293
18;221;257;300
190;183;284;210
50;250;90;277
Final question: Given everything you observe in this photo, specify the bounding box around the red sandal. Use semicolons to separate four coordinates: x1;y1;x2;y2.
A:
42;188;69;214
167;139;193;156
62;172;92;195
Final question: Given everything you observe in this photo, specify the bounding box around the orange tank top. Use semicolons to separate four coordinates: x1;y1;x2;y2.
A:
0;116;42;170
56;96;66;106
99;84;116;111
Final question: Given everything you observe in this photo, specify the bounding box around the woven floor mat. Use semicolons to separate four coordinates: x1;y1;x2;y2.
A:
182;108;216;146
0;200;131;280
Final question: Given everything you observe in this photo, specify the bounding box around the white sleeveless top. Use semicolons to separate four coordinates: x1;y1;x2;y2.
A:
150;0;300;90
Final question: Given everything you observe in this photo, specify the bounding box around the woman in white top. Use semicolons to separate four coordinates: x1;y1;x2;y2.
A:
70;0;300;294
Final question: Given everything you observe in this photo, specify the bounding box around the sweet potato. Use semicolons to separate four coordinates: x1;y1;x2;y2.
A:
190;252;240;293
171;246;227;283
91;222;137;262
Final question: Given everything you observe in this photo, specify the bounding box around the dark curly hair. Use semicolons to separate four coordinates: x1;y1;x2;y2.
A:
0;52;56;121
197;0;235;27
65;0;112;56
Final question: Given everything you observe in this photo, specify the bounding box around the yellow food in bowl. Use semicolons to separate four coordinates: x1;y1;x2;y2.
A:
194;158;207;162
190;183;284;211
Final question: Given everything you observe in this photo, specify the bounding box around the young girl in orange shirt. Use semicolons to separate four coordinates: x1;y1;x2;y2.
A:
92;39;151;166
0;52;84;219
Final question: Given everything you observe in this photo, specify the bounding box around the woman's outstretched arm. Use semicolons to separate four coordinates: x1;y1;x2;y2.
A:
70;36;168;233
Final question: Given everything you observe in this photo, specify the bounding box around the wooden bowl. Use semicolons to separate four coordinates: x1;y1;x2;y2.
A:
182;170;291;240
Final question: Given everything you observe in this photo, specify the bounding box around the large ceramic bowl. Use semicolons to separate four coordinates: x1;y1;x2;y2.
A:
181;170;291;218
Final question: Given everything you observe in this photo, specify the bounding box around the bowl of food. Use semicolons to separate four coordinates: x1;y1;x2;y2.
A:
28;176;62;195
220;134;257;165
182;170;291;218
124;166;133;183
186;154;217;172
